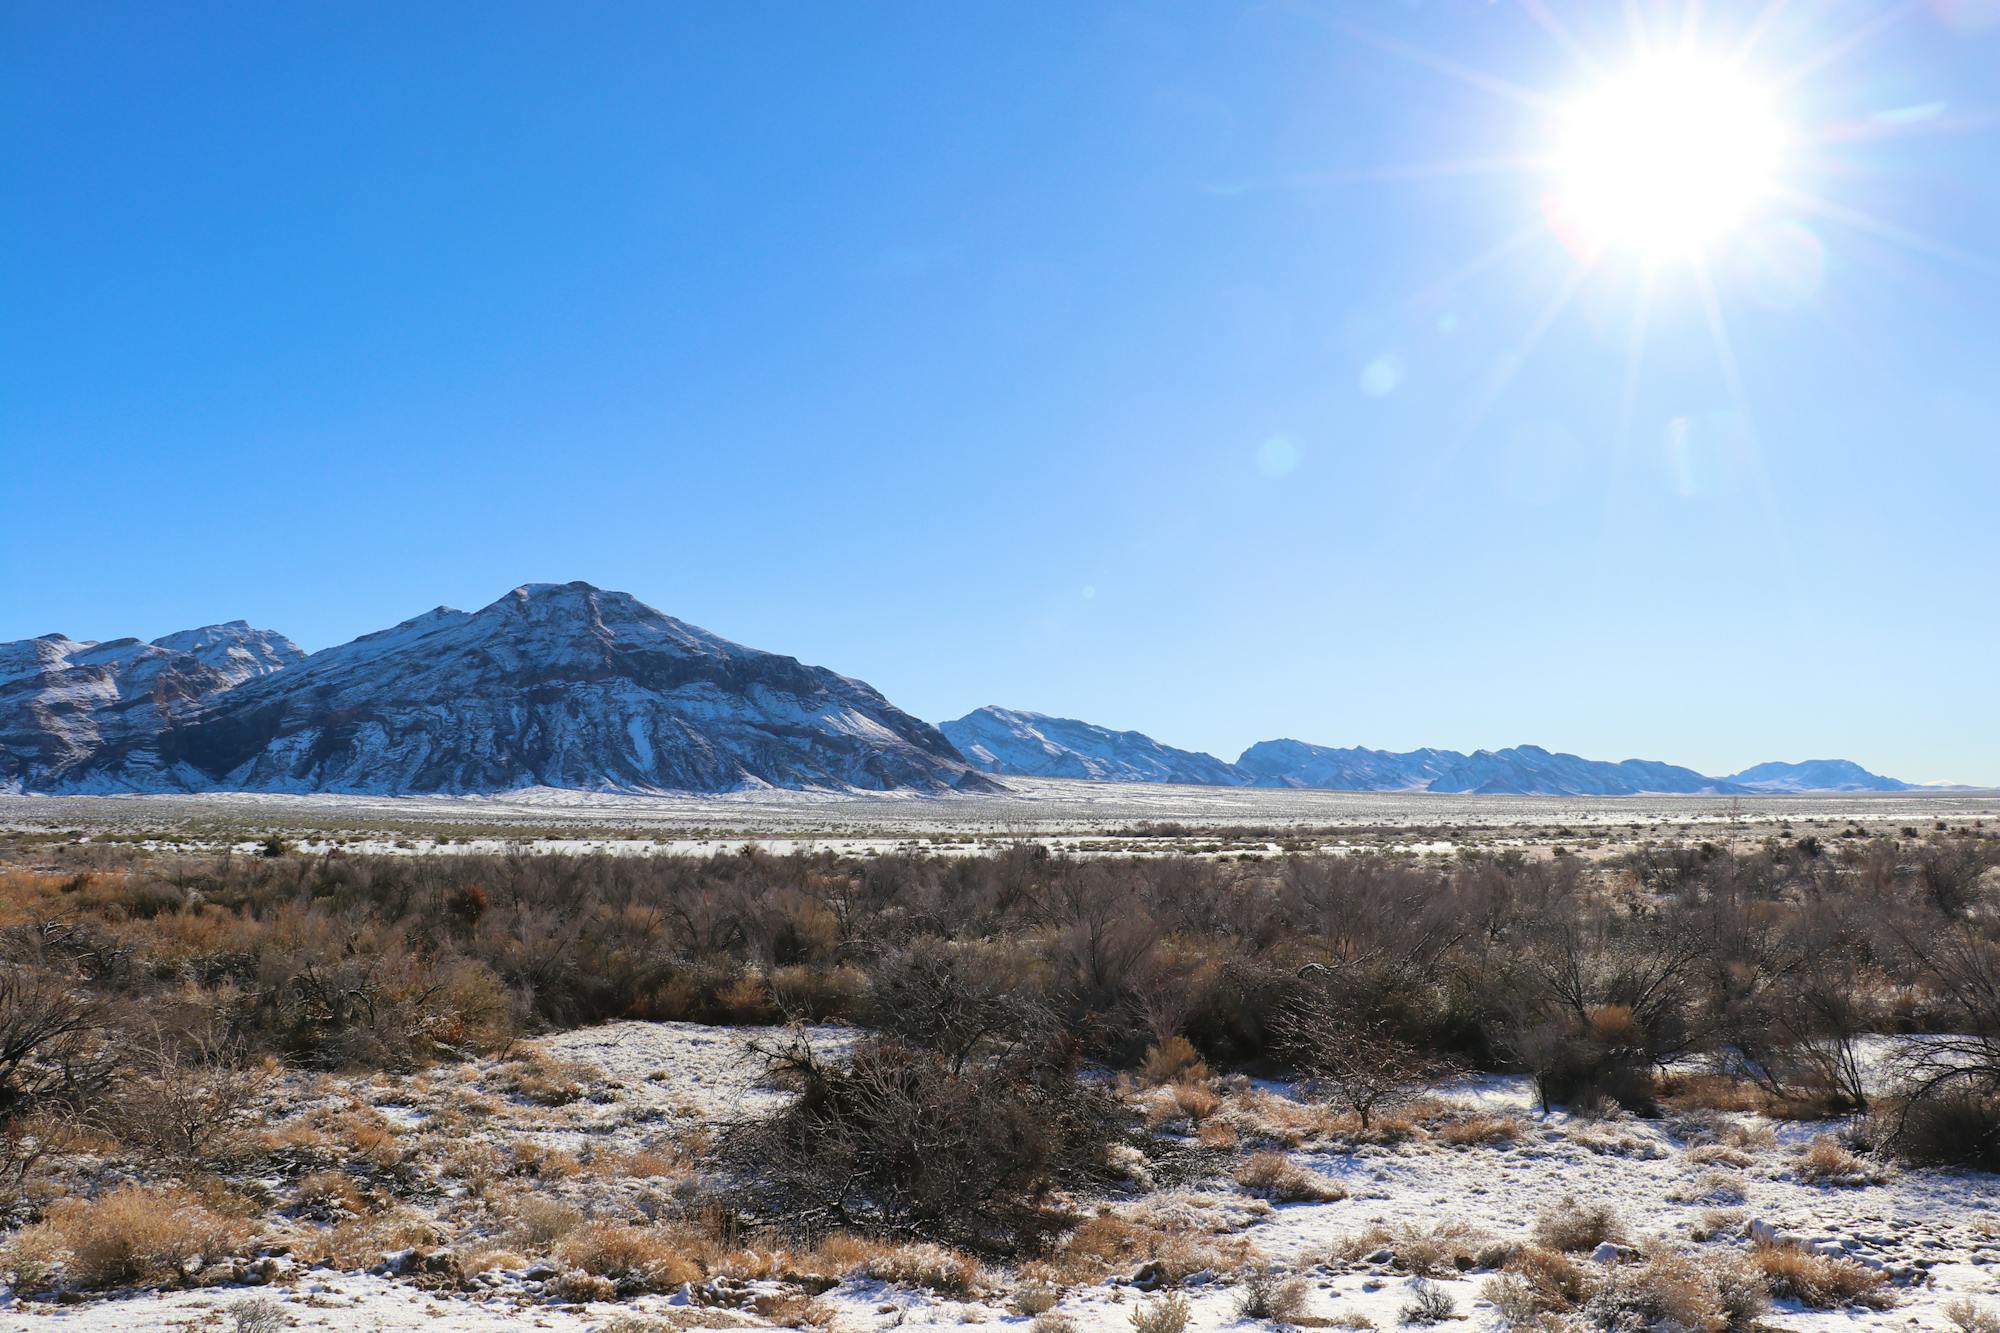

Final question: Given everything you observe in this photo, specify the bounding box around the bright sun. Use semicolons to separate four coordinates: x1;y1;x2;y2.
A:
1550;53;1788;259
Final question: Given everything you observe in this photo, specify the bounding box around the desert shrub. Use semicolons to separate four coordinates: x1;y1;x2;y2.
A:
1275;990;1453;1131
230;1296;288;1333
1236;1264;1311;1323
12;1183;245;1289
1500;1243;1589;1312
1583;1249;1728;1332
1030;1314;1079;1333
1398;1277;1456;1325
1140;1036;1210;1086
101;1031;266;1167
1751;1241;1890;1309
865;941;1053;1071
1884;1089;2000;1171
1388;1219;1489;1278
1944;1297;2000;1333
1129;1292;1192;1333
1014;1282;1060;1315
722;1034;1123;1254
1480;1275;1546;1328
0;963;107;1119
1234;1151;1345;1203
1530;1195;1622;1253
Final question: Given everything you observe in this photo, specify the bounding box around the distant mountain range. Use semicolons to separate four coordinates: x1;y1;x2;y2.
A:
0;583;1922;797
944;707;1916;796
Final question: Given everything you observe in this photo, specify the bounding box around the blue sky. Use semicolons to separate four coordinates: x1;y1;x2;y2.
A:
4;2;1997;783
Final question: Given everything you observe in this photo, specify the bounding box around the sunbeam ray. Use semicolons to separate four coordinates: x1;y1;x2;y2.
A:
1519;0;1607;80
1774;0;1920;92
1304;10;1563;113
1730;0;1796;67
1773;184;2000;277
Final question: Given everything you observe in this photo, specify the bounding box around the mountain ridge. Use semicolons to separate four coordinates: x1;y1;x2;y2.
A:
1;587;1924;797
3;583;993;797
950;708;1913;796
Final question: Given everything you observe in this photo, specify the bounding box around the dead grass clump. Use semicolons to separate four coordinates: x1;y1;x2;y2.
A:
1048;1213;1241;1287
1583;1249;1733;1333
1171;1082;1223;1126
1682;1143;1754;1169
1140;1037;1211;1087
1751;1240;1891;1309
1501;1243;1590;1312
294;1170;370;1217
1328;1226;1393;1268
1014;1282;1060;1315
1128;1292;1192;1333
1235;1264;1310;1323
1944;1297;2000;1333
9;1184;246;1290
553;1222;702;1292
750;1291;837;1328
859;1241;981;1295
1794;1134;1876;1186
488;1052;594;1106
1437;1113;1524;1147
1665;1169;1747;1205
1530;1195;1623;1253
292;1208;445;1270
505;1195;585;1249
1388;1219;1490;1277
548;1268;619;1302
1658;1073;1765;1114
1234;1151;1345;1203
1031;1313;1079;1333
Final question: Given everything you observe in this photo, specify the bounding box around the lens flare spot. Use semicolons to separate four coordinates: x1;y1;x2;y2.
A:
1255;434;1303;477
1359;355;1404;397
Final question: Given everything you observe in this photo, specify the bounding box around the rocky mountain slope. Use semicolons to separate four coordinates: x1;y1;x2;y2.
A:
5;584;994;796
941;706;1245;785
1;623;303;792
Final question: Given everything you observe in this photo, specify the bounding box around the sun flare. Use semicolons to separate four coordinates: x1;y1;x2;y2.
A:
1549;53;1787;259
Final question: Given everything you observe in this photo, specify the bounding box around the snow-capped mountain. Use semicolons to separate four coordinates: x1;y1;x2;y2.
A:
6;584;995;796
1722;759;1911;793
1;623;304;792
941;706;1246;786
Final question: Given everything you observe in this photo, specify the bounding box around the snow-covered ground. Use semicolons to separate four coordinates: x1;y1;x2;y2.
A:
10;1020;1998;1332
5;781;1994;863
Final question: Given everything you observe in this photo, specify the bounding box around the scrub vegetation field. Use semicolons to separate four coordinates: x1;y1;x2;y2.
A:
1;800;1998;1331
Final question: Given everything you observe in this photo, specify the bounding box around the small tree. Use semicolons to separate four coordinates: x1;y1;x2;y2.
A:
1273;988;1451;1129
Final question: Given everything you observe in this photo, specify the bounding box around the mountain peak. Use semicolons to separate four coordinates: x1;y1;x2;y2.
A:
6;585;996;797
942;706;1243;786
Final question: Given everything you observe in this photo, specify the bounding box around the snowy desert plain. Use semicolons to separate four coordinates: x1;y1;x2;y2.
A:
5;778;1999;860
1;781;1998;1333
